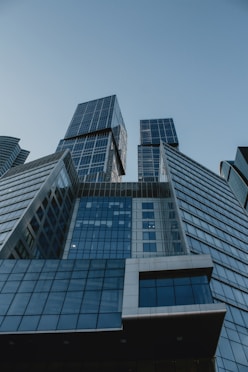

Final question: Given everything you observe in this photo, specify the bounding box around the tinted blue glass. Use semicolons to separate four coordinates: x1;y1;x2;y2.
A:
0;259;124;331
139;275;212;308
25;292;48;315
77;313;97;329
175;285;194;305
43;292;66;314
142;212;155;219
100;290;122;312
139;287;156;307
142;202;154;209
8;293;31;315
97;312;121;329
0;293;14;315
81;291;101;312
143;243;157;252
2;281;20;293
157;286;174;306
38;315;59;331
62;292;82;314
68;197;131;259
57;314;78;330
193;284;213;303
0;316;21;331
18;280;36;292
18;315;40;331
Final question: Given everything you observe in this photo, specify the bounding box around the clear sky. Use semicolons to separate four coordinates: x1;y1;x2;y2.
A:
0;0;248;181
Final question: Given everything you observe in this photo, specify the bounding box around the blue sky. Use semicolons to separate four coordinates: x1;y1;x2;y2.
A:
0;0;248;181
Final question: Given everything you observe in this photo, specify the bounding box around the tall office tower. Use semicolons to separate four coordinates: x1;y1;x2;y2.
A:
220;146;248;211
56;95;127;182
0;98;247;371
0;136;29;177
0;181;225;372
0;150;78;259
138;118;178;181
160;143;248;371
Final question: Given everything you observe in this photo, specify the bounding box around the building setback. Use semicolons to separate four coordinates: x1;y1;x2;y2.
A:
56;95;127;183
0;96;247;371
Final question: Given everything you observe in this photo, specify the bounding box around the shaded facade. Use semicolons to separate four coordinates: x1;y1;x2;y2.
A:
0;150;78;259
0;136;29;177
56;95;127;182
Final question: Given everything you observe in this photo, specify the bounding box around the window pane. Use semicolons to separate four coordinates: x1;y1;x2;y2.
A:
139;287;156;307
157;286;175;306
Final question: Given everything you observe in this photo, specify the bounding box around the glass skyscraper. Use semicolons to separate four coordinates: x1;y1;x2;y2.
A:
0;96;247;371
220;146;248;211
138;118;178;182
56;95;127;182
0;136;29;177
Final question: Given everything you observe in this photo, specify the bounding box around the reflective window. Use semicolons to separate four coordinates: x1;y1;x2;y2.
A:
0;259;125;332
139;274;212;307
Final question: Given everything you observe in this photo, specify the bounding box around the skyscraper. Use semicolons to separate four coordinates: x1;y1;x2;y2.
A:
160;142;248;371
138;118;178;182
56;95;127;182
0;97;247;371
220;146;248;211
0;150;78;259
0;136;29;177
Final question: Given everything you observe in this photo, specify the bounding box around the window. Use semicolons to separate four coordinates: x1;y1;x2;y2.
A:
142;202;154;209
139;274;212;307
143;232;156;240
143;243;157;252
142;221;155;229
142;211;154;219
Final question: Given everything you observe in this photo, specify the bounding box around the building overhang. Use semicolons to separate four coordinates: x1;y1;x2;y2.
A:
122;255;226;359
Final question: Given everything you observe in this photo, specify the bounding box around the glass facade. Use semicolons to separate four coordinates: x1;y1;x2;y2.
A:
138;118;178;182
220;147;248;211
0;96;247;370
0;258;125;332
139;274;212;307
0;151;78;259
0;136;29;177
56;95;127;182
66;197;132;259
161;143;248;371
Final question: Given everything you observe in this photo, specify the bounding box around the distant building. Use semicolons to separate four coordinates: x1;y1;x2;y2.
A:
0;136;29;177
220;146;248;211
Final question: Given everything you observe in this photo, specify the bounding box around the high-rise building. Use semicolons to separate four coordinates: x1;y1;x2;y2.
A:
220;146;248;211
0;150;78;259
138;118;178;182
56;95;127;183
0;136;29;177
160;143;248;371
0;97;247;371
